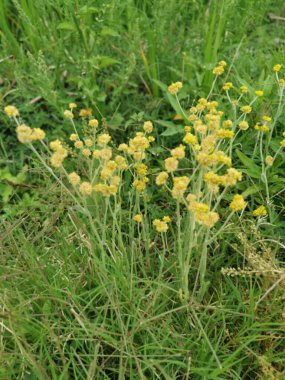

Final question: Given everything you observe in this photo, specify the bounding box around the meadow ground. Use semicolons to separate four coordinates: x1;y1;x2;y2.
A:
1;1;285;379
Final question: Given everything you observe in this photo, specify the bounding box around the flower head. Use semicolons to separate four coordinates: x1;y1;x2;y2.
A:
164;157;179;172
241;105;252;114
229;194;246;212
273;64;282;72
143;121;153;133
4;105;19;117
133;214;143;223
156;171;169;186
68;172;81;185
79;181;93;195
168;82;183;95
252;205;267;217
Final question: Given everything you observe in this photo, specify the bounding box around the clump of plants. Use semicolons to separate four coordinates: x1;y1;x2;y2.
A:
5;61;285;303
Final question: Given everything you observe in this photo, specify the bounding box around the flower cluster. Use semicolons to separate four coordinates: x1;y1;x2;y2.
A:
153;216;171;232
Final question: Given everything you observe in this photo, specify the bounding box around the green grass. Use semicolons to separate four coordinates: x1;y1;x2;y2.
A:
1;0;285;379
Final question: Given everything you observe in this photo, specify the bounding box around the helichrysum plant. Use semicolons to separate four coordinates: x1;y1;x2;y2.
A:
5;62;285;303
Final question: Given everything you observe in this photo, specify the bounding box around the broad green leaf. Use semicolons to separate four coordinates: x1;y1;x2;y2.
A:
236;149;261;178
98;56;120;68
161;125;184;136
242;185;262;197
57;22;76;31
100;27;119;37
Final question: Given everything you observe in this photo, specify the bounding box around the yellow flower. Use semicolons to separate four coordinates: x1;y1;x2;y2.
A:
222;120;233;129
282;131;285;137
4;105;19;117
238;121;249;130
79;181;93;195
50;153;64;168
184;125;191;133
183;132;197;145
143;121;153;133
204;171;223;193
115;155;128;170
31;128;45;141
273;64;282;72
189;107;197;114
279;79;285;87
265;155;274;166
171;176;190;199
64;110;73;119
212;66;224;75
262;116;271;122
241;105;252;114
240;86;248;94
83;139;92;147
93;149;101;159
79;108;93;117
69;103;77;109
229;194;246;212
133;178;148;191
201;135;216;154
74;140;84;149
70;133;78;141
82;148;91;157
218;60;227;67
110;176;121;186
16;124;32;144
280;139;285;147
50;139;63;151
118;143;128;152
94;183;117;197
164;157;179;172
98;133;111;146
171;144;185;160
88;119;98;128
254;90;263;97
216;129;234;139
133;214;143;223
68;172;80;185
168;81;183;95
100;148;112;160
221;168;242;187
134;163;148;176
153;219;169;233
148;136;155;142
252;205;267;217
163;216;171;223
254;123;269;132
156;171;169;186
223;82;233;91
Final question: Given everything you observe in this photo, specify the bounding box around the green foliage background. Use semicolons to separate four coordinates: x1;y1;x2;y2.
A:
1;1;285;379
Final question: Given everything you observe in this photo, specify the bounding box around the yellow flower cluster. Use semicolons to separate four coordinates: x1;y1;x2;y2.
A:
153;216;171;232
50;140;68;167
252;205;267;217
168;81;183;95
187;197;219;228
171;176;190;199
229;195;246;212
4;105;19;117
143;121;153;133
133;163;149;191
254;123;269;132
156;171;169;186
16;124;46;144
133;214;143;223
223;82;233;91
273;64;282;72
241;105;252;114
